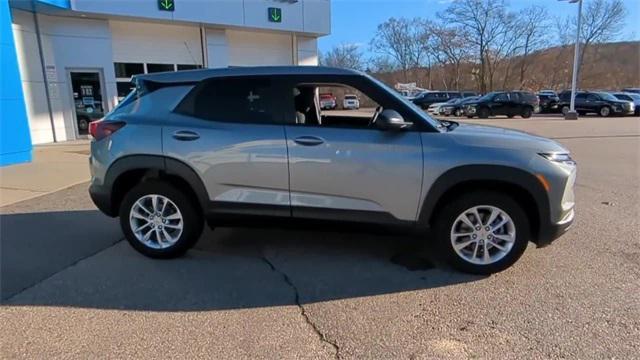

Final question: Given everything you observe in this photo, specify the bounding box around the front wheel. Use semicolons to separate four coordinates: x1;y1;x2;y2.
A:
120;180;204;258
455;109;463;117
434;191;530;274
599;106;611;117
561;105;570;115
478;108;490;119
521;107;532;119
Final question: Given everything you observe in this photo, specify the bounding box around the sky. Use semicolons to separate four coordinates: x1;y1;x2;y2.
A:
318;0;640;58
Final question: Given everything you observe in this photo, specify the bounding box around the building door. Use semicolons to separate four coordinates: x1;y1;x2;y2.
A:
69;71;105;137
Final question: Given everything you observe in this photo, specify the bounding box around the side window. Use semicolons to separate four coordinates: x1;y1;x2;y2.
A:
575;93;587;100
508;92;521;102
494;93;509;102
176;77;278;124
586;94;599;101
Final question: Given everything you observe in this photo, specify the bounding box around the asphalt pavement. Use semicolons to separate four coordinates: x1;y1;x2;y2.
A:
1;116;638;359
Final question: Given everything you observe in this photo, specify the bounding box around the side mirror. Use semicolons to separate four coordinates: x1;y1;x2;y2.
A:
376;109;412;130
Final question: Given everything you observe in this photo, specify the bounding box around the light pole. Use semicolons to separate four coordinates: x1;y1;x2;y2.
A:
560;0;583;120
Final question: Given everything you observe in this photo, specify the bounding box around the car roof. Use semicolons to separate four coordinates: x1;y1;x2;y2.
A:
134;66;365;83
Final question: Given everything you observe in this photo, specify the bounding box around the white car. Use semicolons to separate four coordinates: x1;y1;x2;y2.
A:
427;98;458;116
343;94;360;110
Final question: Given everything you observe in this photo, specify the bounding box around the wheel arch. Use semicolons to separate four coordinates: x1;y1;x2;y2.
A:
102;155;208;217
418;165;550;243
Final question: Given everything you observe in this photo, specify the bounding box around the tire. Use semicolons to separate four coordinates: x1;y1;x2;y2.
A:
455;109;463;117
119;180;204;259
433;191;530;274
78;117;89;131
561;105;570;115
478;107;490;119
521;107;532;119
599;106;611;117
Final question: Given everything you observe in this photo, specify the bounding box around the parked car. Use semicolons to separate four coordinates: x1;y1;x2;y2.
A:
413;91;460;109
537;93;560;113
621;88;640;94
319;93;337;110
427;98;457;116
464;91;539;119
558;91;635;117
342;94;360;110
89;66;575;274
538;89;558;96
440;96;480;117
612;92;640;115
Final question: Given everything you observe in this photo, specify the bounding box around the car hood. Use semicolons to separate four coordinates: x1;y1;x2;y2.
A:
450;123;568;153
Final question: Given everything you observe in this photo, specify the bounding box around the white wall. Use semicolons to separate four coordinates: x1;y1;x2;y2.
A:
12;10;117;143
71;0;330;36
297;36;318;66
110;20;202;65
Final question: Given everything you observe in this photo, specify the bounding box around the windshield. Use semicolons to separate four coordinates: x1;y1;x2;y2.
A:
366;74;441;129
597;92;619;101
628;93;640;100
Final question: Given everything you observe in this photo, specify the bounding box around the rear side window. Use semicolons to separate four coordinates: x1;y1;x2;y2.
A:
176;77;278;124
494;93;508;101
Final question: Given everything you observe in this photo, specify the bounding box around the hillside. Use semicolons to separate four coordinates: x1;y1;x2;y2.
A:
374;41;640;92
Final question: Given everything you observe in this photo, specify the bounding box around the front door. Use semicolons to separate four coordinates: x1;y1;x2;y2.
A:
283;78;423;224
69;71;105;137
490;93;510;116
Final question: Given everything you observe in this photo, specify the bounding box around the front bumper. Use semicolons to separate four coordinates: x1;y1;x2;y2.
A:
537;209;574;247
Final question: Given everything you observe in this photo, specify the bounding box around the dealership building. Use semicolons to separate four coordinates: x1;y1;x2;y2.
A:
0;0;329;166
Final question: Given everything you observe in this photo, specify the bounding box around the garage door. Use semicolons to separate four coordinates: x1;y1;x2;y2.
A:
226;29;293;66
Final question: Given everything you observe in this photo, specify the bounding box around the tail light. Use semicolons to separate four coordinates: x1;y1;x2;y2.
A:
89;120;125;141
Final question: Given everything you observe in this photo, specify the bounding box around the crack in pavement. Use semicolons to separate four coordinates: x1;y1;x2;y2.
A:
261;255;341;360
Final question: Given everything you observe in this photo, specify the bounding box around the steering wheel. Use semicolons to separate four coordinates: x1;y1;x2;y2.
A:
369;106;383;127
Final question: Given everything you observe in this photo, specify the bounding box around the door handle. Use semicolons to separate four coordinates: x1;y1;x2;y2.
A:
293;136;324;146
172;130;200;141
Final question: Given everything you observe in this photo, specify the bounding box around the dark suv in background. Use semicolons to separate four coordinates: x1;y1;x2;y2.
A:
412;91;477;109
464;91;539;119
558;91;635;117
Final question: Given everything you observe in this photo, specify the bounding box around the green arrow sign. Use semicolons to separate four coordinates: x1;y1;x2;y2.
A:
268;7;282;23
158;0;174;11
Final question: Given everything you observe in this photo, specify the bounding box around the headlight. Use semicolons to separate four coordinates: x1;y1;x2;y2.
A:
539;153;576;166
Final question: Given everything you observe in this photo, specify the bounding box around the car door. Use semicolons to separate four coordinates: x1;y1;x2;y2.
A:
490;93;510;115
163;76;291;217
574;93;589;112
282;77;423;224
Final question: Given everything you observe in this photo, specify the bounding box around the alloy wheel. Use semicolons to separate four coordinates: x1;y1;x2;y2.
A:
450;205;516;265
129;194;183;249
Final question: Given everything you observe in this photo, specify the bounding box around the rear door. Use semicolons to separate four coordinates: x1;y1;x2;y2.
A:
163;76;291;217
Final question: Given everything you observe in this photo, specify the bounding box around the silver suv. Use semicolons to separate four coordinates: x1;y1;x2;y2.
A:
89;67;576;274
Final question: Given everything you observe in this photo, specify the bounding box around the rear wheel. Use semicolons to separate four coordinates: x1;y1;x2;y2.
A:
120;180;203;258
478;108;490;119
561;105;570;115
599;106;611;117
521;107;532;119
455;109;463;117
434;191;530;274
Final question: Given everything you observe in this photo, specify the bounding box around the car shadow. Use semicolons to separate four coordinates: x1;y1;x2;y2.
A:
2;210;482;312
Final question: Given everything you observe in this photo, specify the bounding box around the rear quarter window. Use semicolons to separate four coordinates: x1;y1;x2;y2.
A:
175;77;279;124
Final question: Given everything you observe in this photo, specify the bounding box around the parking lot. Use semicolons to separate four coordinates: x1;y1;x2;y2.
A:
1;115;639;359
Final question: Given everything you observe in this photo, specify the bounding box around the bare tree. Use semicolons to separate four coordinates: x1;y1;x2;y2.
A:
368;56;397;73
369;17;431;81
514;6;549;88
430;24;473;90
319;43;365;70
441;0;509;93
572;0;626;81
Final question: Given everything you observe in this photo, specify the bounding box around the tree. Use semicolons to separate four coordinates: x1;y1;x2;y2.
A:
429;24;472;90
368;56;397;73
441;0;509;93
513;6;549;88
369;17;431;81
319;43;365;70
573;0;626;82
